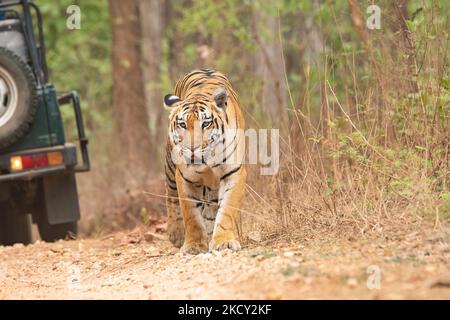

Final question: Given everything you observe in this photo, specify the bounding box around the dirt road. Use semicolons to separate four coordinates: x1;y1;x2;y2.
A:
0;223;449;299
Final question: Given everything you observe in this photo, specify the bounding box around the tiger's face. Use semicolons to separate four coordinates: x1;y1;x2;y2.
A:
164;87;228;166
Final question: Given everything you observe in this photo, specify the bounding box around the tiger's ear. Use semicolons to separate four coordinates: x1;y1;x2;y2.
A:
164;94;181;109
213;87;228;109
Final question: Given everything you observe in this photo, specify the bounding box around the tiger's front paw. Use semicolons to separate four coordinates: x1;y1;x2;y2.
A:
181;242;208;255
209;237;241;252
168;229;184;248
167;223;184;248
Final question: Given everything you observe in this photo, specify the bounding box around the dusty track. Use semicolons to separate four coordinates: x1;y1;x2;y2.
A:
0;224;449;299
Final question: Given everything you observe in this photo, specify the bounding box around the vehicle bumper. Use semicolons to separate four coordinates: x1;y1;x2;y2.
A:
0;143;85;182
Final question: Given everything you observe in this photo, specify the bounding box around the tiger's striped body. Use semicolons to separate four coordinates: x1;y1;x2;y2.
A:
164;69;246;254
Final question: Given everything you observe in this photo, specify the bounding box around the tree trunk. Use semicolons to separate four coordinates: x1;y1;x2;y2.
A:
391;0;419;92
138;0;166;147
348;0;370;45
109;0;152;184
252;10;288;130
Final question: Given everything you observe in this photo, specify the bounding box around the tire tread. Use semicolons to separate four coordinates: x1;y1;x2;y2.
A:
0;47;38;148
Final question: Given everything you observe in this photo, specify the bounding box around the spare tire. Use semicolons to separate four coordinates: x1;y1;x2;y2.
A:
0;47;37;148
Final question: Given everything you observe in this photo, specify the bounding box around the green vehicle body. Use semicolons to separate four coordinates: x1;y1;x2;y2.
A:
0;0;90;245
2;85;66;153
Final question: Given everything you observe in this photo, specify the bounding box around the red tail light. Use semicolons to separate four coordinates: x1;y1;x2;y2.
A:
21;153;49;169
10;151;64;172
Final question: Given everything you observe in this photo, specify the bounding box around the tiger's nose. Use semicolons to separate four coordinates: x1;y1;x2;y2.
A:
190;145;201;152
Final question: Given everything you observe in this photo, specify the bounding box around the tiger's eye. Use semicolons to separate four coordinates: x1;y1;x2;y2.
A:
202;121;212;129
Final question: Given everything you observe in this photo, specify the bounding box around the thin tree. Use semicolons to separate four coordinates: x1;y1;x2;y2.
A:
252;8;289;130
109;0;153;184
391;0;419;92
138;0;166;148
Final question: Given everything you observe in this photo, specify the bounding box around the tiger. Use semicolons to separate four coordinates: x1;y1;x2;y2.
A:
163;69;246;254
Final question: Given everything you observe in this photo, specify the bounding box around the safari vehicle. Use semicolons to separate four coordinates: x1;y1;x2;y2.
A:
0;0;90;245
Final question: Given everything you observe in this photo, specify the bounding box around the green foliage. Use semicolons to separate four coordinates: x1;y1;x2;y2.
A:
39;0;112;141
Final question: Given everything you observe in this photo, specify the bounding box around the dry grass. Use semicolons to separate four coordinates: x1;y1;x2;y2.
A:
240;3;449;245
